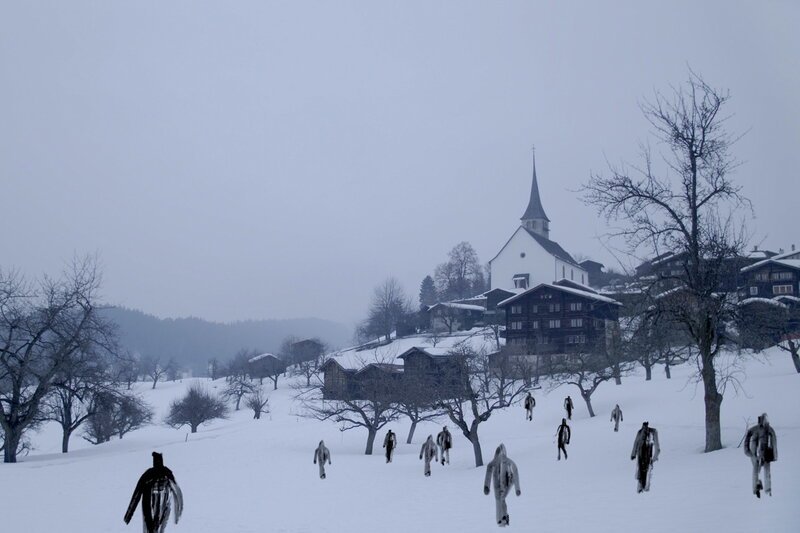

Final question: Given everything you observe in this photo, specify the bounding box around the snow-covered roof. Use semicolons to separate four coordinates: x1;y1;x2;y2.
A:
429;302;486;312
324;328;502;371
248;352;280;363
738;297;788;309
497;282;622;307
775;295;800;304
741;249;800;272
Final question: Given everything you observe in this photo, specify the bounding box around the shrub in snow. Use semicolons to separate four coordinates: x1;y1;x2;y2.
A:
166;384;228;433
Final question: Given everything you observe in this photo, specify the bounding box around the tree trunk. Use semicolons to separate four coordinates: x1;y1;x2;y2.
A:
645;364;652;381
700;351;723;452
364;428;377;455
581;393;595;417
61;428;72;454
3;429;21;463
235;396;242;410
152;378;158;389
613;363;622;385
191;424;198;433
664;361;671;379
790;345;800;374
254;411;260;420
469;430;483;467
406;419;417;444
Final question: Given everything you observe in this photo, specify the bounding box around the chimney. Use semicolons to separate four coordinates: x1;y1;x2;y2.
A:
753;245;758;251
793;244;796;252
779;248;784;254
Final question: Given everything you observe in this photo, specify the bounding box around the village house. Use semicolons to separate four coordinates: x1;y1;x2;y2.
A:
497;279;622;370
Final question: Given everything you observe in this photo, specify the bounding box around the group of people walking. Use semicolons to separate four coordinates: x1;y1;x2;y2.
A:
121;401;778;532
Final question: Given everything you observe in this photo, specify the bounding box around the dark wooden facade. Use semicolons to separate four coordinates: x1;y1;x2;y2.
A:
738;253;800;301
499;280;621;356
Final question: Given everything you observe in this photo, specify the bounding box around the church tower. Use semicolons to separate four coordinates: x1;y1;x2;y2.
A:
520;149;550;239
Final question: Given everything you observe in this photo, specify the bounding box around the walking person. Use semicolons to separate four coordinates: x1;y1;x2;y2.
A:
313;440;332;479
610;404;623;432
744;413;778;498
630;421;660;493
556;418;571;460
124;452;184;533
436;426;453;465
564;395;574;420
524;392;536;421
483;444;521;527
419;434;438;477
383;429;397;463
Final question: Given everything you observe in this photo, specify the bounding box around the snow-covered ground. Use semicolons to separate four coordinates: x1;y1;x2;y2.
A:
2;347;798;532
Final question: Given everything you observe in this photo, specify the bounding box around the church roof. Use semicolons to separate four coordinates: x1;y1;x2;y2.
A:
520;151;550;222
523;228;579;266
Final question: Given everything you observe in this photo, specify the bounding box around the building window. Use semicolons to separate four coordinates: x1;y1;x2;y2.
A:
511;304;523;314
531;304;538;313
520;252;526;258
581;274;585;284
532;320;539;329
569;302;583;311
540;294;552;300
773;284;794;295
571;269;574;280
566;335;586;344
549;303;561;313
562;265;566;278
570;318;583;328
755;272;769;282
510;321;523;330
549;319;561;328
749;286;758;296
772;272;793;281
537;336;549;345
511;338;526;346
513;278;528;289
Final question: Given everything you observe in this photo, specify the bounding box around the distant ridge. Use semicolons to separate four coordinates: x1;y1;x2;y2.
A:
101;307;352;374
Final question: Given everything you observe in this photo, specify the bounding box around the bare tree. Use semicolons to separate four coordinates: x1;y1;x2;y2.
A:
435;242;483;300
299;351;401;455
289;341;327;388
140;356;167;390
0;258;117;462
83;390;153;444
395;372;442;444
582;71;749;452
548;347;618;417
113;352;139;390
222;372;256;411
165;357;180;381
435;345;531;467
44;348;111;453
165;384;228;433
363;278;414;342
207;358;221;381
739;300;800;373
245;386;270;420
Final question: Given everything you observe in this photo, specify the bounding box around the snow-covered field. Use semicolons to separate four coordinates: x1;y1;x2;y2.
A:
2;347;798;532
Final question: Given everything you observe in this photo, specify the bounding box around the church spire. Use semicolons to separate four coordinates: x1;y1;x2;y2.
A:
520;147;550;239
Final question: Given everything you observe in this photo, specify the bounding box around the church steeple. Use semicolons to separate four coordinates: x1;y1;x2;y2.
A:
520;147;550;239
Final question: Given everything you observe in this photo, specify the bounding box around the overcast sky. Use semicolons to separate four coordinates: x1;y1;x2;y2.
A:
1;1;798;327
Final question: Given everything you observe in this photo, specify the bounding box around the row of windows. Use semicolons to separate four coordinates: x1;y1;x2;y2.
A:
509;335;586;345
754;272;794;282
509;302;591;314
749;284;796;296
510;319;585;329
566;335;587;344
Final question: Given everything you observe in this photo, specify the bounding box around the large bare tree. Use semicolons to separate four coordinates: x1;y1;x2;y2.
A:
435;345;531;467
0;258;117;462
582;71;749;452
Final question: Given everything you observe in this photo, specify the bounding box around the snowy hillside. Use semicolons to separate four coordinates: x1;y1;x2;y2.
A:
2;348;798;532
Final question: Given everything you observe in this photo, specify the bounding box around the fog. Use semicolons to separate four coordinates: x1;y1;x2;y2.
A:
1;1;798;326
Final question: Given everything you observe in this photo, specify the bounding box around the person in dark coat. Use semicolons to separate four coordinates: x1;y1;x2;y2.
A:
744;413;778;498
383;429;397;463
610;404;623;432
524;392;536;421
124;452;183;533
313;440;332;479
419;434;439;477
436;426;453;465
483;444;521;527
556;418;571;460
630;422;660;493
564;396;574;420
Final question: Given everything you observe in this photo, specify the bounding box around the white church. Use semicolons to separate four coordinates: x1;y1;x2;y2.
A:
489;153;588;291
